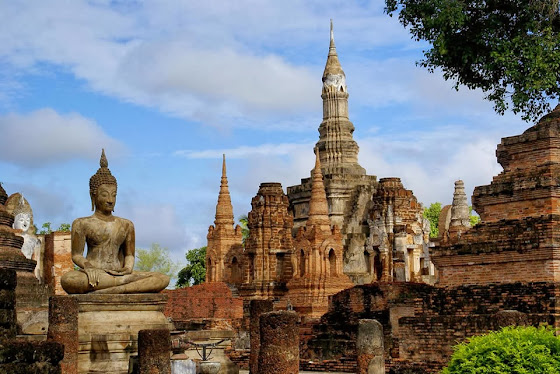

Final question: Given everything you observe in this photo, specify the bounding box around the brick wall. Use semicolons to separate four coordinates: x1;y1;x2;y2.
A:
432;215;560;286
163;282;243;326
301;282;560;373
44;231;72;295
0;268;64;373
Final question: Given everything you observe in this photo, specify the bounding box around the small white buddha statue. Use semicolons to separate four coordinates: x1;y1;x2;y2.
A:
12;195;42;281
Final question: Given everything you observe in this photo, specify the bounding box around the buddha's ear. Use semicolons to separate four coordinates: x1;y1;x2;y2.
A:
90;193;95;211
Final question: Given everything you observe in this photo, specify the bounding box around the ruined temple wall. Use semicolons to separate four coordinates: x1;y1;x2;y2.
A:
473;194;560;223
163;282;243;329
432;215;560;286
435;251;560;286
44;231;72;295
302;282;560;373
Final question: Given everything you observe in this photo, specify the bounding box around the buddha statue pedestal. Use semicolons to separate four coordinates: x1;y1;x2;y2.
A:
49;293;171;374
0;212;50;337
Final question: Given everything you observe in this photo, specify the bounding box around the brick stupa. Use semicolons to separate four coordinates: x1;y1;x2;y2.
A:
432;105;560;286
239;182;294;300
0;183;49;336
286;151;354;317
206;155;243;283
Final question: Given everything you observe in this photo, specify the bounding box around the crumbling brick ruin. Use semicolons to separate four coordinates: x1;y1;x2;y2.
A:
432;105;560;286
204;22;434;315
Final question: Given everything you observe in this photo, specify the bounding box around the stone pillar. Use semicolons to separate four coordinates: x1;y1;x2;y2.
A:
0;268;17;340
47;295;79;374
357;319;385;374
257;311;299;374
138;329;171;374
249;299;273;374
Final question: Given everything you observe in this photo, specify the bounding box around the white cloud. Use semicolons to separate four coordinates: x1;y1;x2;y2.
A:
0;1;418;129
4;182;74;229
356;125;511;207
0;109;124;167
175;142;314;159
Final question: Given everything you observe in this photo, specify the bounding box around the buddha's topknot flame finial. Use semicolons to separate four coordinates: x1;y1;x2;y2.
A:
100;148;108;168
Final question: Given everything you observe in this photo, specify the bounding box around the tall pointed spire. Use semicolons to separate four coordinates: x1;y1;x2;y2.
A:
322;19;345;83
307;149;331;230
316;20;365;177
214;154;235;226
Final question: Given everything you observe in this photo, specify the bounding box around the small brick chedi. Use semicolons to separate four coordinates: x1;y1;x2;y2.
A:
432;105;560;286
206;154;244;284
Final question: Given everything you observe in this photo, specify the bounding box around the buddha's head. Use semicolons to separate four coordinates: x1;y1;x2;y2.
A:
12;195;31;232
89;149;118;212
14;212;31;232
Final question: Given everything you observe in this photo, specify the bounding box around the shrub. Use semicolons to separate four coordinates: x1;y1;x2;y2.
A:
442;326;560;373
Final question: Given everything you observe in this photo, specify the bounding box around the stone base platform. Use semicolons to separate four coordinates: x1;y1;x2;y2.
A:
74;293;171;374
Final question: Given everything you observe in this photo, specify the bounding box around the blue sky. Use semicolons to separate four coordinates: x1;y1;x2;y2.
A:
0;1;531;265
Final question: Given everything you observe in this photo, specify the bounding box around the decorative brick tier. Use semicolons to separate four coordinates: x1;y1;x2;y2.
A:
432;214;560;286
473;106;560;223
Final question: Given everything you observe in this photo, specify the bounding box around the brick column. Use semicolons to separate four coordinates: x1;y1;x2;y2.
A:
138;329;171;374
257;311;299;374
249;299;273;374
47;295;79;374
0;268;16;340
357;319;385;374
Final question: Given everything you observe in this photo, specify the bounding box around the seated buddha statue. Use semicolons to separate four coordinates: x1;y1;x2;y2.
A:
11;195;43;281
61;150;170;294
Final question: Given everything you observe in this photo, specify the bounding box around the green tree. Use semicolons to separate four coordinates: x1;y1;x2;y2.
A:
424;203;481;238
442;326;560;373
238;214;249;246
39;222;52;235
134;243;180;284
385;0;560;122
57;223;71;232
176;246;207;288
469;206;481;227
423;202;442;238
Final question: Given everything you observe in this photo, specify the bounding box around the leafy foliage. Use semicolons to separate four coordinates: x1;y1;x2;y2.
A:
385;0;560;121
423;202;442;238
176;246;207;287
238;214;249;246
469;206;481;227
424;203;481;237
39;222;52;235
442;326;560;373
135;243;180;284
57;223;71;232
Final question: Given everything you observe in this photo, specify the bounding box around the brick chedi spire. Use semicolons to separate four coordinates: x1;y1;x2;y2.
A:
317;20;365;176
214;154;235;227
206;155;243;283
307;149;331;231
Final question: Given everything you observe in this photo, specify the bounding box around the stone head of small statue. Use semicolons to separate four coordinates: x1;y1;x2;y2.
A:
12;195;31;233
14;212;31;232
89;149;118;214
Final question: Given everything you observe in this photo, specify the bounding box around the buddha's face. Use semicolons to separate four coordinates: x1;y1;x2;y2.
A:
94;184;117;215
14;213;30;232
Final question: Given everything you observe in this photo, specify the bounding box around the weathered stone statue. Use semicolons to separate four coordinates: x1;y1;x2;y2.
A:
9;194;43;282
61;150;170;294
12;195;40;260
